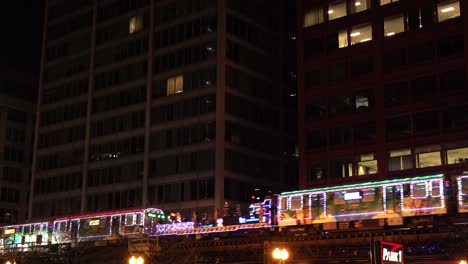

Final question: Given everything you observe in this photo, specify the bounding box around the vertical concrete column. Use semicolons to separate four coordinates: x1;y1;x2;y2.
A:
81;0;98;213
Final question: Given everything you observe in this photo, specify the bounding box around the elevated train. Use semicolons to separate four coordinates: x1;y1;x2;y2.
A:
1;174;467;251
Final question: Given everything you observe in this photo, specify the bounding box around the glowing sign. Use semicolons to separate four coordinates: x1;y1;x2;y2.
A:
381;241;404;264
344;191;362;200
147;213;157;218
89;220;100;226
4;228;15;235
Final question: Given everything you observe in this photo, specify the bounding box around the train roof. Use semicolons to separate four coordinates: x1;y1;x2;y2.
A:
281;174;444;196
55;207;162;221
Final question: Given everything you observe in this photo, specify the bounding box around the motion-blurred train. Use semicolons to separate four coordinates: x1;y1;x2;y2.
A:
1;173;467;251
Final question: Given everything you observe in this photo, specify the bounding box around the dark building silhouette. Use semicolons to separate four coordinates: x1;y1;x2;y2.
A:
0;68;36;224
297;0;467;187
30;0;294;220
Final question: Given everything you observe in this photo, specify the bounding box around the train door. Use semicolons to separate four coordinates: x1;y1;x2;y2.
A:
112;215;121;237
70;220;79;242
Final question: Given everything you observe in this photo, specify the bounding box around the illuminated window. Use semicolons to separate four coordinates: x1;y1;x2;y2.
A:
355;153;378;176
304;7;324;27
446;142;468;165
290;196;302;210
328;0;347;21
437;0;460;22
384;15;405;37
350;0;370;14
415;145;442;168
166;75;183;96
388;149;413;171
350;24;372;45
380;0;399;6
129;15;143;34
338;29;348;48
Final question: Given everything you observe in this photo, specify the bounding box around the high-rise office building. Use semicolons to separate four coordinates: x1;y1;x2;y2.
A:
30;0;293;220
297;0;467;188
0;69;36;224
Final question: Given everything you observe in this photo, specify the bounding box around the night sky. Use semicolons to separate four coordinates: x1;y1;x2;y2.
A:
0;1;44;75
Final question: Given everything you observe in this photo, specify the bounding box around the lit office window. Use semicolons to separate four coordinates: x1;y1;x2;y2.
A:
437;0;460;22
351;0;370;13
129;15;143;34
167;75;183;96
350;24;372;45
328;0;347;20
384;15;405;37
338;29;348;48
380;0;399;6
304;7;324;27
355;153;378;176
415;145;442;168
446;142;468;165
388;149;413;171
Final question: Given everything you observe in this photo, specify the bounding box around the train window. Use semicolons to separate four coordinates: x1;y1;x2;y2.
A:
291;196;302;210
280;197;287;210
23;226;31;235
461;177;468;194
126;214;135;225
361;188;376;202
333;192;346;205
412;182;428;198
136;213;142;225
431;180;442;196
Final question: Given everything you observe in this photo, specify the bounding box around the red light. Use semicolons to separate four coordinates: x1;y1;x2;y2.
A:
251;196;255;199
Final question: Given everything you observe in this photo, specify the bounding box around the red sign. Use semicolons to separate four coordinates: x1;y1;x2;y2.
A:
380;241;404;264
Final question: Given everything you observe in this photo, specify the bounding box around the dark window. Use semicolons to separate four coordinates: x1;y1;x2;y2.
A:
307;129;326;149
331;159;353;178
306;98;327;118
331;127;351;146
383;48;406;69
408;7;433;31
408;42;434;63
412;75;437;98
304;70;322;88
304;38;323;56
351;56;373;76
386;116;411;139
414;111;439;132
385;81;408;106
328;62;347;82
438;35;464;57
309;162;327;181
329;95;351;114
443;105;468;129
440;70;466;95
354;121;376;144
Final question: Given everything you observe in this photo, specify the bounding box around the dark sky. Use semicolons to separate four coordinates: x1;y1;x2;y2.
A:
1;1;44;75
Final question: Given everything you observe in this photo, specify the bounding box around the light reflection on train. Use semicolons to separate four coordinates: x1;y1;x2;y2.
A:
0;174;467;251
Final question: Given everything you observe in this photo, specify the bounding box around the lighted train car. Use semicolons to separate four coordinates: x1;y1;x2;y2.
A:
277;174;446;226
457;175;468;213
52;208;164;242
0;221;50;250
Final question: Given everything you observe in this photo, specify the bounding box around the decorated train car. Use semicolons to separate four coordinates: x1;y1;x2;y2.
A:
277;174;447;226
457;175;468;213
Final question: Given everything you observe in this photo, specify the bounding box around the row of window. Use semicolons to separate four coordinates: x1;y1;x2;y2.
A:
153;67;216;99
226;0;279;31
42;78;88;104
226;93;279;129
150;94;215;124
3;147;25;163
95;36;148;67
5;127;26;144
47;11;92;41
151;122;215;150
153;178;215;204
0;187;20;203
38;125;85;149
154;41;216;74
89;136;144;162
224;178;267;203
306;89;373;119
155;16;216;50
92;86;146;113
226;66;281;104
94;61;147;91
304;0;460;27
48;0;93;21
7;109;28;123
32;197;81;219
226;14;278;56
45;32;91;62
150;149;215;177
307;105;468;149
97;0;149;23
34;172;82;195
91;111;145;138
155;0;216;25
309;142;468;181
225;149;282;181
225;121;281;155
1;167;23;183
44;55;89;84
37;149;84;171
88;161;143;187
88;189;142;213
226;40;279;80
0;208;18;224
97;13;148;45
39;102;87;127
